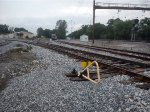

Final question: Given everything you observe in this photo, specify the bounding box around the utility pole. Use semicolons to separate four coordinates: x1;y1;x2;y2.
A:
93;0;95;44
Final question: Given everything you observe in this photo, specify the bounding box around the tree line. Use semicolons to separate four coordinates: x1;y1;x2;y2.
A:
68;18;150;41
37;20;67;39
1;18;150;41
0;24;28;34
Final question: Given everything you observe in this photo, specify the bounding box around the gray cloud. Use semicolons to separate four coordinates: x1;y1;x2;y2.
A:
0;0;150;34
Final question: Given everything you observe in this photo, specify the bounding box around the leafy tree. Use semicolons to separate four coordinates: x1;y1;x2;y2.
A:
138;17;150;41
68;29;83;39
55;20;67;39
68;25;90;39
0;24;10;34
113;19;132;40
0;24;29;35
94;23;106;39
81;25;88;34
68;18;150;41
107;18;132;40
86;25;93;39
14;27;28;32
68;23;106;39
43;29;52;38
37;27;44;37
37;28;54;38
107;18;120;39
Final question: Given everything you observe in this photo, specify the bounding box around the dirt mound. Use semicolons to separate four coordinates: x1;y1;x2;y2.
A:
0;43;36;91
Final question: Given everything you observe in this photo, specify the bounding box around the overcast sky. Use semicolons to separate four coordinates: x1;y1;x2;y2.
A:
0;0;150;34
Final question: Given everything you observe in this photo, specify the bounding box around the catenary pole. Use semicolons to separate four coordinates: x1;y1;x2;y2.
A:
93;0;95;44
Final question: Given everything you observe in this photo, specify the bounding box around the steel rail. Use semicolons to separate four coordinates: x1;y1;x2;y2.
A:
14;39;150;83
58;41;150;62
0;42;10;47
32;41;150;83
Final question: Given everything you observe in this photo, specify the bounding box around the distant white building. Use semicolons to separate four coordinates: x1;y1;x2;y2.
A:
80;35;89;42
66;37;71;40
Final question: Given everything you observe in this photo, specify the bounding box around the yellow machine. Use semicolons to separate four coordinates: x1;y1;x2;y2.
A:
81;61;92;69
66;61;101;84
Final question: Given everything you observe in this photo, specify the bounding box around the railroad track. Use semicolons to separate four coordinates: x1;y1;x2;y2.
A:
28;41;150;83
12;39;149;89
0;41;11;60
58;41;150;63
0;41;10;47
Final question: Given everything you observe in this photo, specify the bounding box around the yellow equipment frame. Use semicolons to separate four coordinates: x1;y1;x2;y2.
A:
78;61;101;84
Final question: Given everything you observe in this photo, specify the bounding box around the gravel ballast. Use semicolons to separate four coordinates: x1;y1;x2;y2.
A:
0;44;150;112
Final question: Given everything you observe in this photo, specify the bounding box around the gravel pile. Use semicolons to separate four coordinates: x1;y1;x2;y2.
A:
0;45;150;112
0;41;37;92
